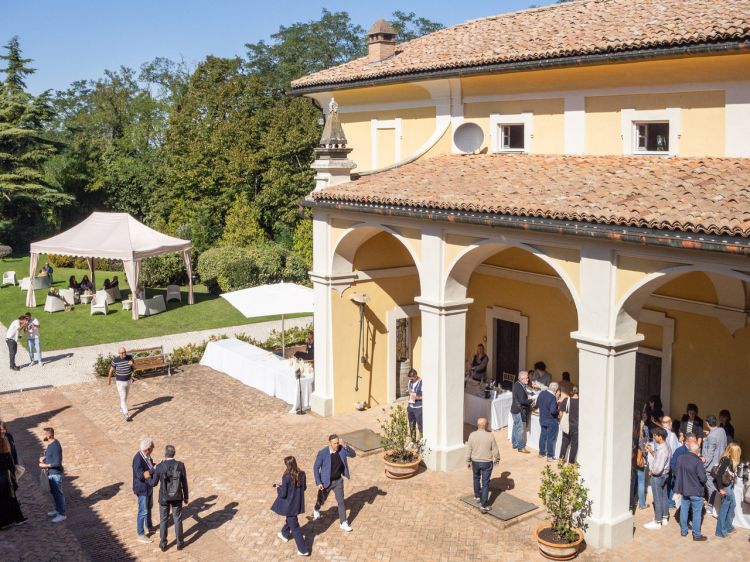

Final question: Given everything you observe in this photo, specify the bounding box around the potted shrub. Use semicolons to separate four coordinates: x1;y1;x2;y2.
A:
378;404;425;479
535;461;592;561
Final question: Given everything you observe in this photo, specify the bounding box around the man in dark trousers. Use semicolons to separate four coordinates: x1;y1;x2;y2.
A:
674;437;708;541
312;434;356;532
406;369;423;441
148;445;189;552
536;382;560;461
510;370;532;453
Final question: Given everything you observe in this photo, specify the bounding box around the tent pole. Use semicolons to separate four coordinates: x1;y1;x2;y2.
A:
281;314;285;358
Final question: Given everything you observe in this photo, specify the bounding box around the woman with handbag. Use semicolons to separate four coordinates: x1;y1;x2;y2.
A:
271;456;309;556
0;421;27;528
631;410;650;511
559;386;579;464
714;442;741;537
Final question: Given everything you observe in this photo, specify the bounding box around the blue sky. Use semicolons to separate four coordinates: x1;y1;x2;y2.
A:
3;1;553;94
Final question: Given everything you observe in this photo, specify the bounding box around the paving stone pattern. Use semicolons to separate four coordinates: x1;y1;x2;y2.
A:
0;366;747;561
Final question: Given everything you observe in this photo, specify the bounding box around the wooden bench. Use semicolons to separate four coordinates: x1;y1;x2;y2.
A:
130;346;172;379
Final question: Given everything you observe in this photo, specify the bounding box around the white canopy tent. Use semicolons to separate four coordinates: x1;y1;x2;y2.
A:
221;282;313;355
28;212;194;319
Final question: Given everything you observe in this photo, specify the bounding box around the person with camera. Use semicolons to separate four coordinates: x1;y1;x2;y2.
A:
714;442;741;538
148;445;189;552
272;456;309;556
312;434;356;532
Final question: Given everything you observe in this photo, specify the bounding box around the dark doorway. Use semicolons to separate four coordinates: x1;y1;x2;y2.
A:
494;319;520;389
634;352;662;412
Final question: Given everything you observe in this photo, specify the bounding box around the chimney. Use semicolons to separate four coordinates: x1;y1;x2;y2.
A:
367;19;397;63
311;98;356;191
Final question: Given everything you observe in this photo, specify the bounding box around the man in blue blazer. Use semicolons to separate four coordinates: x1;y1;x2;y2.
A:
132;436;156;543
312;434;356;532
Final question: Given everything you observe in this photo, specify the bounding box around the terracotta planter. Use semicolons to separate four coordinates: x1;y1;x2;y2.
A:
534;525;584;561
383;454;421;479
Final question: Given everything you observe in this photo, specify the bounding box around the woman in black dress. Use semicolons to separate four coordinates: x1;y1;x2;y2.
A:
0;421;26;528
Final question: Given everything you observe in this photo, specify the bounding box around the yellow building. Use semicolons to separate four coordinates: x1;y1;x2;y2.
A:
291;0;750;549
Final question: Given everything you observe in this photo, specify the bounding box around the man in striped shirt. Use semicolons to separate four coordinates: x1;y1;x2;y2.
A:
108;347;134;421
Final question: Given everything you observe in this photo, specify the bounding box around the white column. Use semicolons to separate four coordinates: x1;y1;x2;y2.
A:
309;273;335;416
573;245;641;548
725;83;750;157
416;297;472;471
564;93;585;154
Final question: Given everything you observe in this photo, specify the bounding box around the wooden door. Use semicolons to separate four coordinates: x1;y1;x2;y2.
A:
634;353;662;413
495;319;520;389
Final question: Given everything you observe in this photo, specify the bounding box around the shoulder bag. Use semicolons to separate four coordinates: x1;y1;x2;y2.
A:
39;467;50;490
560;398;570;434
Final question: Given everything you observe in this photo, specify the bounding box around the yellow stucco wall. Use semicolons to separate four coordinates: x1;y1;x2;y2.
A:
637;321;663;350
654;272;718;303
331;83;432;105
615;256;682;305
465;273;580;384
463;99;565;154
585;91;725;156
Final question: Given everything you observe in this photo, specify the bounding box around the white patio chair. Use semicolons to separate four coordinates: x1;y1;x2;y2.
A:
2;271;16;286
44;295;66;313
59;288;76;305
166;285;181;303
148;295;167;314
19;277;30;290
103;289;117;305
91;290;109;316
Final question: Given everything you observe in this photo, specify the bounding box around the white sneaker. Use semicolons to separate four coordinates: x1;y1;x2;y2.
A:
137;535;152;544
661;518;669;527
297;551;310;557
643;520;662;530
339;521;353;532
277;532;289;543
51;515;67;523
312;509;320;520
47;510;58;517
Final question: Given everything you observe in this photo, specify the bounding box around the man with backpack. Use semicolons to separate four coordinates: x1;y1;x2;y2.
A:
148;445;189;552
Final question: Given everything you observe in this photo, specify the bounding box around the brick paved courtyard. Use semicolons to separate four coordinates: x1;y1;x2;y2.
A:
0;366;747;561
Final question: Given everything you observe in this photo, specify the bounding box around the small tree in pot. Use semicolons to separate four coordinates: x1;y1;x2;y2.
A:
535;461;592;560
378;404;425;479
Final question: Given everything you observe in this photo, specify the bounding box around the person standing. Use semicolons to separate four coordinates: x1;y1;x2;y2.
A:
674;438;708;541
643;426;671;529
39;427;66;523
510;371;532;454
272;456;309;556
678;404;703;444
148;445;188;552
0;421;26;528
714;442;741;538
661;416;680;509
5;316;26;371
465;417;500;513
468;344;488;382
312;434;355;532
108;347;134;421
24;312;42;366
718;410;734;442
133;437;156;543
406;369;423;441
702;415;727;516
536;382;560;461
559;386;579;464
532;361;552;390
293;333;314;361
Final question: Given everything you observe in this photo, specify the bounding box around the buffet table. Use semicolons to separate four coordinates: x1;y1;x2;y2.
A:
507;411;563;457
464;383;513;430
732;480;750;529
200;338;312;410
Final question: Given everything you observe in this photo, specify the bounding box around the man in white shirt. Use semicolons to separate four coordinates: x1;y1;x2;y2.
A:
644;426;672;529
24;313;42;366
5;315;27;371
661;416;680;509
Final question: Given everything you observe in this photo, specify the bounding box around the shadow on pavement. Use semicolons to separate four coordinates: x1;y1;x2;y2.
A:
182;496;239;547
128;396;173;420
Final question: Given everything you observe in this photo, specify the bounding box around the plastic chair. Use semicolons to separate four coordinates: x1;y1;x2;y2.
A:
166;285;181;303
2;271;16;286
91;290;109;316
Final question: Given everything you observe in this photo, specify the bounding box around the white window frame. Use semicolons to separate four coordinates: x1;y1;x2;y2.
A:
490;113;532;154
633;121;671;155
621;108;680;156
370;118;402;169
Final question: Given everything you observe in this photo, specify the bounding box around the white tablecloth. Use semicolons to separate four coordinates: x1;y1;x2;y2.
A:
490;392;513;430
200;338;311;409
507;412;563;457
733;480;750;529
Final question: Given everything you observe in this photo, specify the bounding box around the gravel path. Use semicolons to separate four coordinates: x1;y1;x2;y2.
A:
0;317;311;393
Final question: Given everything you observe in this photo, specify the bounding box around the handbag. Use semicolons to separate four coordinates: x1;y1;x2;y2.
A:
560;398;570;434
710;462;735;486
14;464;25;480
635;447;645;469
39;467;50;491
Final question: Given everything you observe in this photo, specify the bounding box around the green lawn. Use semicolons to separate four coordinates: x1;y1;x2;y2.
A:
0;255;306;351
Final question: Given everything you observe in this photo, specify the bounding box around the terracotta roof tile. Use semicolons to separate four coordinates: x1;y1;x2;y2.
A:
291;0;750;90
311;154;750;238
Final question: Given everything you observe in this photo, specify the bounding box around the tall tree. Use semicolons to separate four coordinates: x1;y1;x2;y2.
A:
0;37;70;246
390;11;445;42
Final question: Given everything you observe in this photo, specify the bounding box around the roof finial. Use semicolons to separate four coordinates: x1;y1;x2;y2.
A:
329;97;339;114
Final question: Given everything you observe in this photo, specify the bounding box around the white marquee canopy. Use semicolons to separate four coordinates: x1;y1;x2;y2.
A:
27;212;194;319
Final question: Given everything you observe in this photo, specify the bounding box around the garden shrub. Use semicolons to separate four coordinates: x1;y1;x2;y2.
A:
140;253;189;287
170;341;209;367
219;195;268;248
0;245;11;258
93;353;115;376
48;254;76;268
197;246;252;294
282;250;310;285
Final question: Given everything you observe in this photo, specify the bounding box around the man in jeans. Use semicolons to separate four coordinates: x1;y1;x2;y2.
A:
108;347;134;421
24;313;42;366
536;382;560;461
132;436;156;543
465;417;500;513
406;369;423;441
644;426;672;529
661;415;680;508
701;414;727;516
148;445;189;552
38;427;66;523
674;438;708;541
312;434;356;532
510;371;532;453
